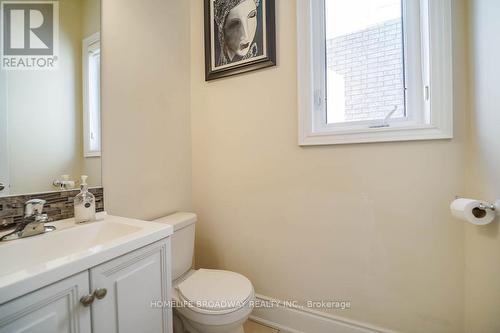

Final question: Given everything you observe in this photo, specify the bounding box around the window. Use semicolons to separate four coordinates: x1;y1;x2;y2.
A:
298;0;453;145
83;33;101;157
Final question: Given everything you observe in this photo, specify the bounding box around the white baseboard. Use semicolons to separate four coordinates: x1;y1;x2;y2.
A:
250;294;397;333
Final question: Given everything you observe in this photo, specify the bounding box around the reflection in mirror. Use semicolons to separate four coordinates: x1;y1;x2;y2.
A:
0;0;101;196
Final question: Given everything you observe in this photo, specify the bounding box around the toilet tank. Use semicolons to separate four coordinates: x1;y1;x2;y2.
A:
153;212;197;281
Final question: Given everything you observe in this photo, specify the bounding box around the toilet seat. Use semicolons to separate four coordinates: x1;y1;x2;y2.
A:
175;269;254;315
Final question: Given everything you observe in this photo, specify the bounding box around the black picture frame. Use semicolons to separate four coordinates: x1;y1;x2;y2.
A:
204;0;276;81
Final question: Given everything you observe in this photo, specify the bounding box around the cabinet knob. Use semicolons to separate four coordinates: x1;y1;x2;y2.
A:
80;294;95;307
94;288;107;300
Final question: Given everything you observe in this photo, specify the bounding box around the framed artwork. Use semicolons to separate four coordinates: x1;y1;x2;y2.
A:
204;0;276;81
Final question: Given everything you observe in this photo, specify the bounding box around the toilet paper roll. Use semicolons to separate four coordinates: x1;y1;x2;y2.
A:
450;198;496;225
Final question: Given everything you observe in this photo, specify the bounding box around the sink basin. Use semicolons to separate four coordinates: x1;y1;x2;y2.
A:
0;221;141;275
0;213;173;304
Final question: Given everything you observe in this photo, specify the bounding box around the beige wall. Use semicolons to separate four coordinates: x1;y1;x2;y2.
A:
98;0;499;331
82;0;100;37
190;1;468;332
101;0;192;219
465;0;500;332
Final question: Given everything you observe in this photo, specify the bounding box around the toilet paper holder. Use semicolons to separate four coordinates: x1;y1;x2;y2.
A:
451;197;499;225
478;203;496;211
454;196;498;212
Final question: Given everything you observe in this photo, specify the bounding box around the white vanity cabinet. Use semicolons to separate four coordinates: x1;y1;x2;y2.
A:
0;238;172;333
90;239;171;333
0;271;91;333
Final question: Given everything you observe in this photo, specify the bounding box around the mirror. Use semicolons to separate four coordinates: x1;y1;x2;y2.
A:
0;0;101;196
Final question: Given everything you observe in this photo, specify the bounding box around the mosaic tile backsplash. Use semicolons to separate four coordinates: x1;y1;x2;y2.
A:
0;187;104;229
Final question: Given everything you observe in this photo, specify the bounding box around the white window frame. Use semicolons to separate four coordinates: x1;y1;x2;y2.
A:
298;0;453;145
82;32;101;157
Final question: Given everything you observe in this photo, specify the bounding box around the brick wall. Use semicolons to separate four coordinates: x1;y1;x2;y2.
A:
326;19;405;122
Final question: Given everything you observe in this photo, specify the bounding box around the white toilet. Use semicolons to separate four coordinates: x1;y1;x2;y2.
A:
154;213;254;333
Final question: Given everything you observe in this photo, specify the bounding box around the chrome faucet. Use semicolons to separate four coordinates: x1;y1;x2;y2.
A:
0;199;55;242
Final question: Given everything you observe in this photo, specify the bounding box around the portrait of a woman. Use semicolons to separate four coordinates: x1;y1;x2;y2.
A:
214;0;263;67
205;0;276;80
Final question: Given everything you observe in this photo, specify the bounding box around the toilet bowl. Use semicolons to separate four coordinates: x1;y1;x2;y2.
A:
173;269;254;333
154;213;254;333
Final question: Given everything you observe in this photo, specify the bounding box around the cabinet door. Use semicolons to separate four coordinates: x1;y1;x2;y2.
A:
0;272;91;333
90;239;172;333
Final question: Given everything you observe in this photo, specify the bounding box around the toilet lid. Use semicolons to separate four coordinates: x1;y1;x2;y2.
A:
176;269;253;313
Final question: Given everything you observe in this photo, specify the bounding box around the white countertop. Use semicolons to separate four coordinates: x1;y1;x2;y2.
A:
0;212;173;304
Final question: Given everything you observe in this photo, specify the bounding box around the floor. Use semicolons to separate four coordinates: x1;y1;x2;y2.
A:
244;320;279;333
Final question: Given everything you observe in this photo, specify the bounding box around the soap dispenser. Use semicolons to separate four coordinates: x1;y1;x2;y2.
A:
74;175;96;223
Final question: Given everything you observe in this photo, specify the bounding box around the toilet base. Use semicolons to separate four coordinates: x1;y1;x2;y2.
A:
183;325;244;333
227;326;244;333
174;311;246;333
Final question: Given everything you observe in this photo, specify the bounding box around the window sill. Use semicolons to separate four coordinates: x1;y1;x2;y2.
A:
84;152;101;158
299;124;453;146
